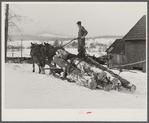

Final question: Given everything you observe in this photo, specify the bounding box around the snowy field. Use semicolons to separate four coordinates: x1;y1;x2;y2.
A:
7;48;78;57
7;48;106;57
4;63;147;109
7;39;110;57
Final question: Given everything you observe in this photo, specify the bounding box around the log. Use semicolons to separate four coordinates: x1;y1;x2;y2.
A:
52;55;97;90
56;49;77;60
55;49;121;91
70;57;121;91
85;57;136;92
55;49;136;92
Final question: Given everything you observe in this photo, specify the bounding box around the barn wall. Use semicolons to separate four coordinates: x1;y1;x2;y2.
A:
107;53;125;68
142;62;146;72
125;40;146;72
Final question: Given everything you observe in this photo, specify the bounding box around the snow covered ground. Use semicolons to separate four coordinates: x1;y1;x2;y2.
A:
4;63;147;109
7;48;78;57
7;39;110;57
7;48;106;57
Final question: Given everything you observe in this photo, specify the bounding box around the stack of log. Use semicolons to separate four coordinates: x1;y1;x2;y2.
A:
53;56;97;89
52;49;136;92
85;57;136;91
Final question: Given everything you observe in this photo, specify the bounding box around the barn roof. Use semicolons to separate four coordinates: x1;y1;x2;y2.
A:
123;15;146;40
106;39;125;54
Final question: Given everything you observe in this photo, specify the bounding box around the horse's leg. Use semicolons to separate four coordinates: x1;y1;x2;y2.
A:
40;64;45;74
48;61;52;75
40;60;45;74
40;47;46;74
36;62;41;74
39;65;41;73
36;57;42;74
41;67;45;74
32;59;35;72
38;61;45;74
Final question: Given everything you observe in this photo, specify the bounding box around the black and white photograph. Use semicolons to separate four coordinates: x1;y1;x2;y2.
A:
1;2;147;121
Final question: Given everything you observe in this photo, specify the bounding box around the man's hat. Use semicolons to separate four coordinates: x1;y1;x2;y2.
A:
77;21;81;25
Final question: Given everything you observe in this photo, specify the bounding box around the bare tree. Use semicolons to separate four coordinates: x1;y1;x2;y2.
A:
8;7;25;35
5;4;28;62
54;40;60;47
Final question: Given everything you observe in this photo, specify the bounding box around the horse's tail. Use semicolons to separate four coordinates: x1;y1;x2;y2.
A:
40;46;46;67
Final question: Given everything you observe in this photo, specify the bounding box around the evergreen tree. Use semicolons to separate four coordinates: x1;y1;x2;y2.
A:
54;40;59;47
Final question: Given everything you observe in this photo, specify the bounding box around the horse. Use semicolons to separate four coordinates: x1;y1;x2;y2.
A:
30;42;46;74
44;42;65;64
44;42;54;52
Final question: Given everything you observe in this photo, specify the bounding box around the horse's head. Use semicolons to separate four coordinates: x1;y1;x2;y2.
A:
44;42;53;50
31;42;37;49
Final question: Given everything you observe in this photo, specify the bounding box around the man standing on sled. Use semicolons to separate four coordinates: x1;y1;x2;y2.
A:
76;21;88;59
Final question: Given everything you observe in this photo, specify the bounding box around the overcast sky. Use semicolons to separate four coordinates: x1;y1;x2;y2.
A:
6;2;147;37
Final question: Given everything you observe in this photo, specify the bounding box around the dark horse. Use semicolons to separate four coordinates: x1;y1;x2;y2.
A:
44;42;65;64
30;42;46;74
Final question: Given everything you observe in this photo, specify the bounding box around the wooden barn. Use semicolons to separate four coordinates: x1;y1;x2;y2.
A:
106;15;146;72
106;39;125;68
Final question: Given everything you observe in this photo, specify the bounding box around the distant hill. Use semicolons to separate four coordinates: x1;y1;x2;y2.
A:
9;34;73;41
88;35;123;39
38;33;69;38
9;34;123;42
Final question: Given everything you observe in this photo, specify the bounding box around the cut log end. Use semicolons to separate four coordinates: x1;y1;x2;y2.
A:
103;84;112;91
88;79;97;90
130;85;136;92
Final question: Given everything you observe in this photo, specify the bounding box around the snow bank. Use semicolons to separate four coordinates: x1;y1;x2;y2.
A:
4;63;147;109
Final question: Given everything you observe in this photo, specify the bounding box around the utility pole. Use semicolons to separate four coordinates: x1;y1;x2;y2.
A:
5;4;9;62
21;39;22;58
20;39;23;63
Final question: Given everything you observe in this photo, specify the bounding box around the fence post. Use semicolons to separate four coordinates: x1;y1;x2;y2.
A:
12;46;14;57
21;39;22;63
